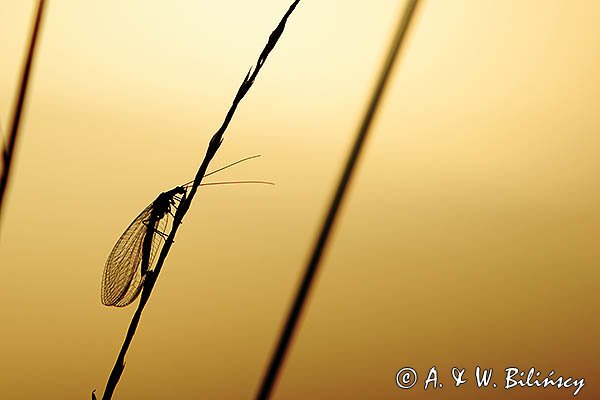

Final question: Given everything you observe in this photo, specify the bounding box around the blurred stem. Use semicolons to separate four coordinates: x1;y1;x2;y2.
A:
254;0;423;398
0;0;46;232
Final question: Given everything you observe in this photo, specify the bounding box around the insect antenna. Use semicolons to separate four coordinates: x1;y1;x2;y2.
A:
199;180;274;187
181;154;262;187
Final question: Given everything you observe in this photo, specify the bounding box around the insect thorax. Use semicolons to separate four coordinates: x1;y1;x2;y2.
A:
153;186;185;219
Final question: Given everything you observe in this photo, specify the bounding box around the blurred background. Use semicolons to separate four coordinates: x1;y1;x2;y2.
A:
0;0;598;398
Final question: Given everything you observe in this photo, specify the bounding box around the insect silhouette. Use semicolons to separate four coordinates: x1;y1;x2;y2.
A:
101;185;185;307
101;155;271;307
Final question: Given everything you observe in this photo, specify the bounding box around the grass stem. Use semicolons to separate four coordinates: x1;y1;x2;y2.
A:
0;0;46;232
253;1;422;398
99;2;300;398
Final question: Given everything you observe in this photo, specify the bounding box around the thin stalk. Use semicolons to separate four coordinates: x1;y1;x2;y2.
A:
253;1;423;399
100;2;300;399
0;0;46;230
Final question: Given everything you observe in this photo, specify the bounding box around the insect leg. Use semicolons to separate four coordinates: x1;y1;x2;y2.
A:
154;229;169;240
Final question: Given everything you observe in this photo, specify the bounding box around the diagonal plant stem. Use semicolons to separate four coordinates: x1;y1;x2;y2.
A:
254;1;422;399
0;0;46;232
100;2;300;399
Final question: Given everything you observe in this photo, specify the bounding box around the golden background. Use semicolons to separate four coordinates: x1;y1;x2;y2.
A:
0;0;598;398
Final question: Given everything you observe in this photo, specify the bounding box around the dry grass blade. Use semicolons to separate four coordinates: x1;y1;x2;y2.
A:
99;2;301;399
0;0;46;231
254;1;422;398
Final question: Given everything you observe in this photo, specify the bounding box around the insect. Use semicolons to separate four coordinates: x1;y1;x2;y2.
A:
101;155;271;307
101;186;186;307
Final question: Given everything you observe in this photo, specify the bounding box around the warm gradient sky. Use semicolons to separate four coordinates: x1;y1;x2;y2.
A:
1;1;599;399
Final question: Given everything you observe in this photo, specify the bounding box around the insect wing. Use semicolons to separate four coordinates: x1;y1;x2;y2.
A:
112;266;144;307
101;204;152;306
111;213;169;307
